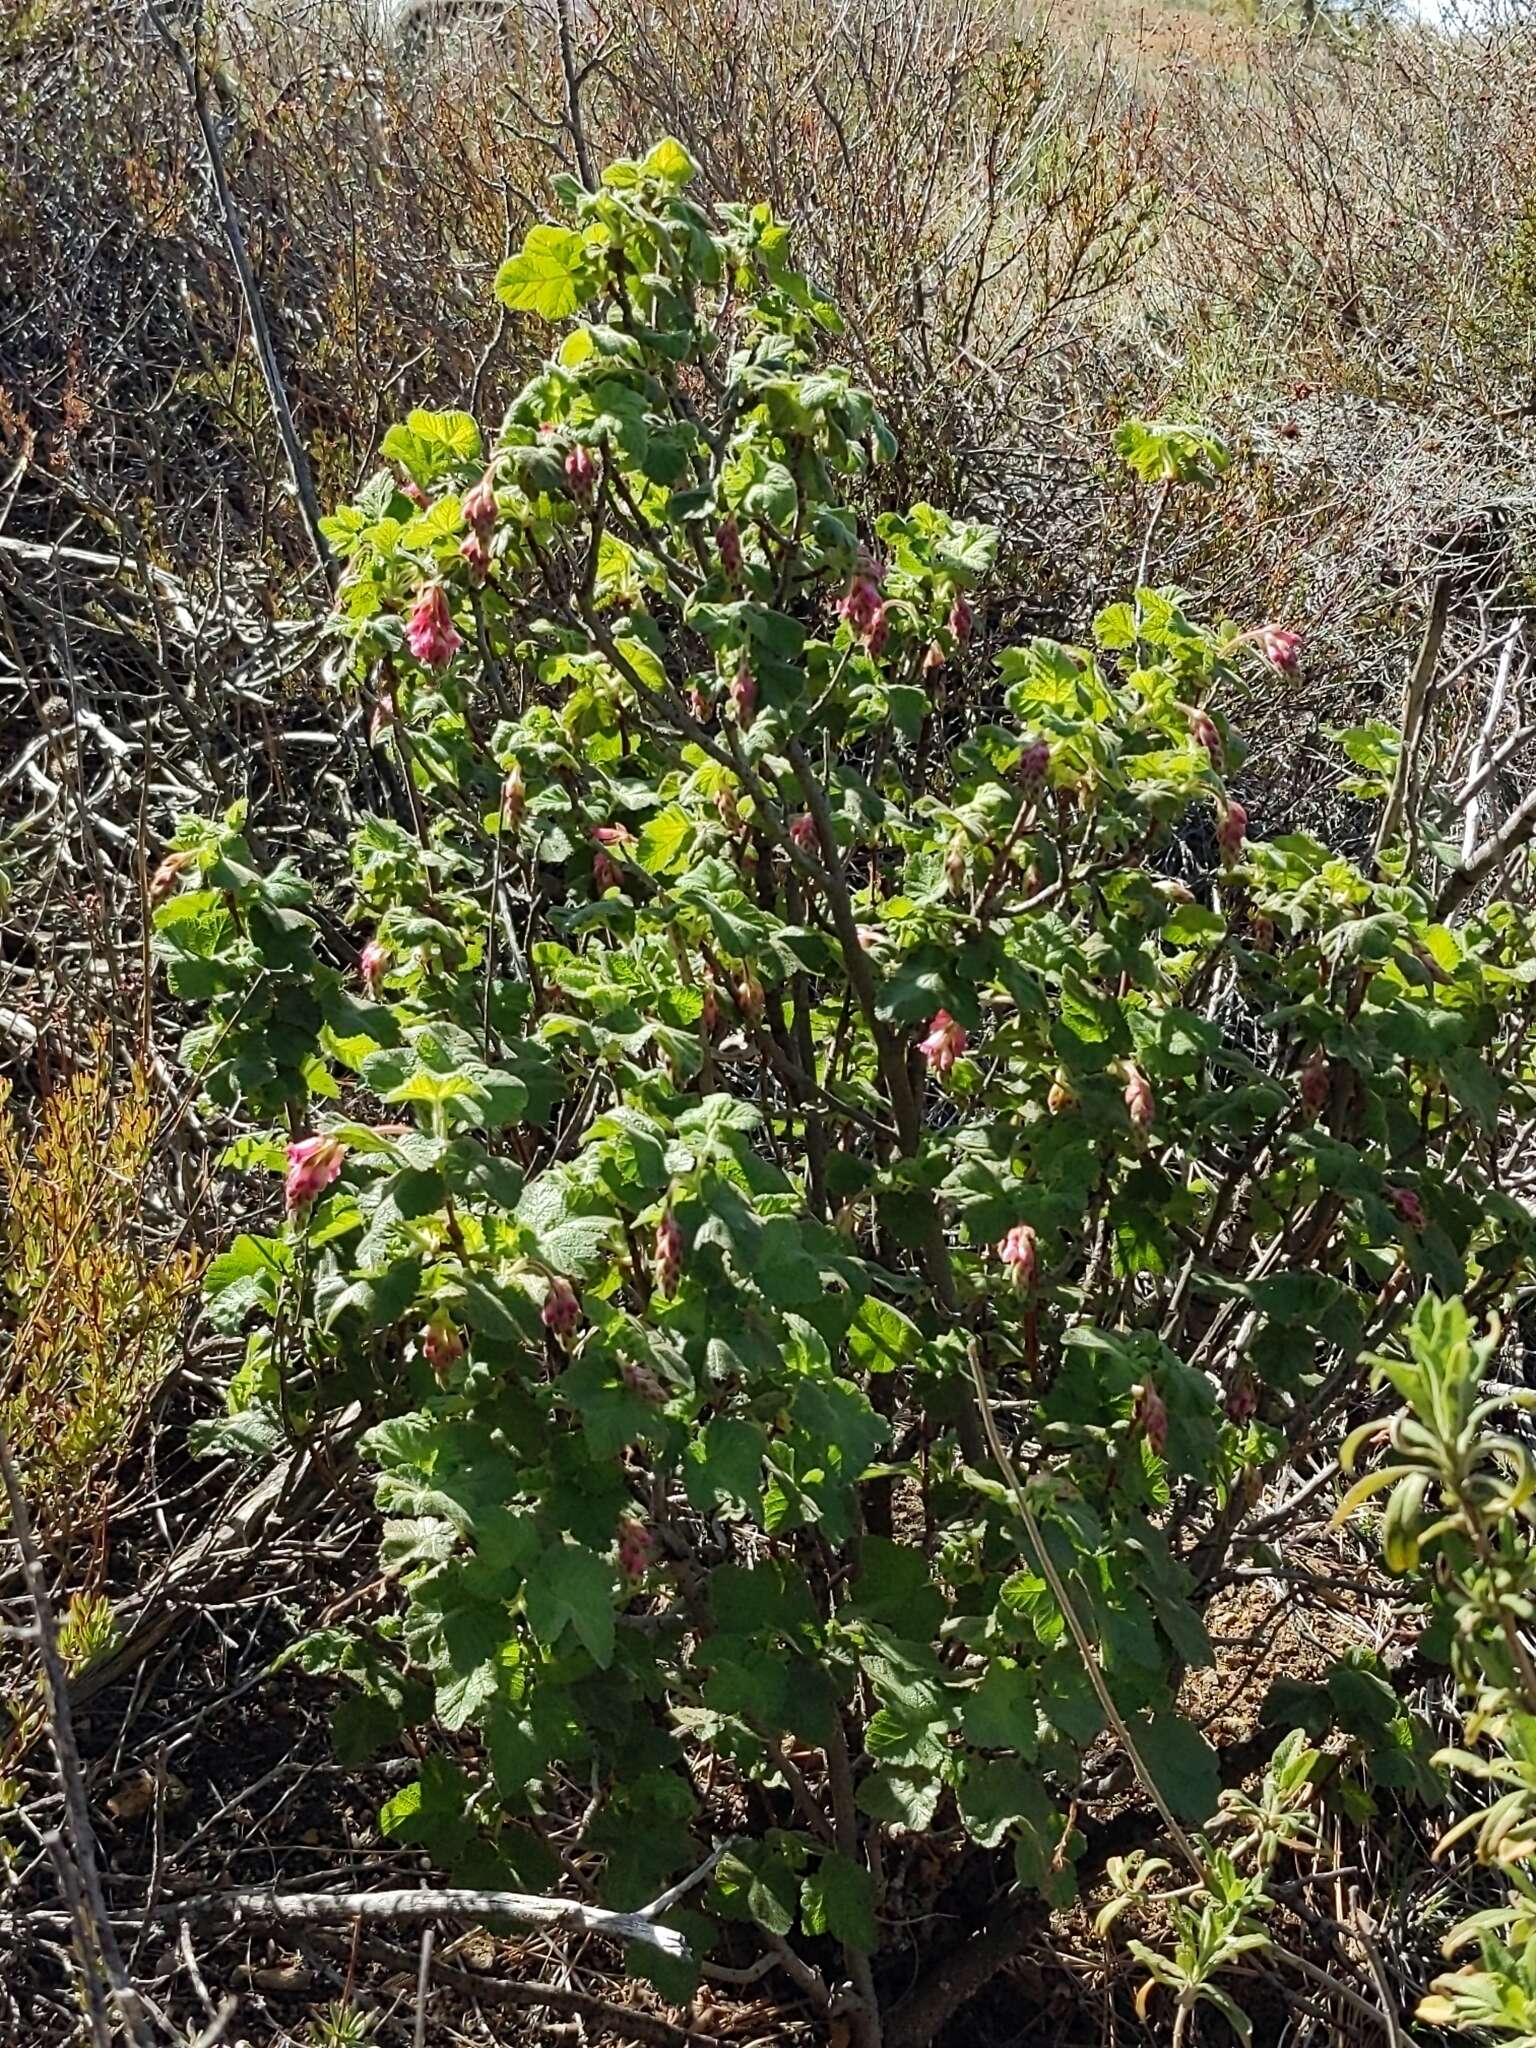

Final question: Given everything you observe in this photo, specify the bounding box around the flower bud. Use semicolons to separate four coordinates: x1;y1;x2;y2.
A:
855;924;883;951
1123;1062;1155;1136
369;693;397;746
1182;702;1223;768
687;684;713;725
738;967;765;1023
716;515;742;578
923;639;946;675
421;1311;464;1383
564;443;597;498
458;530;491;582
500;762;526;830
148;851;191;905
405;583;462;668
1250;913;1275;953
731;661;757;730
862;604;889;657
400;479;428;510
700;983;721;1036
948;591;973;645
360;937;389;995
1047;1071;1076;1114
1217;799;1247;866
1298;1047;1330;1117
285;1134;347;1214
714;785;741;833
593;849;621;894
1153;878;1195;906
541;1275;582;1340
790;812;818;855
461;469;497;534
654;1210;683;1297
919;1009;967;1078
1132;1380;1169;1456
1020;737;1050;788
998;1223;1038;1292
945;834;968;896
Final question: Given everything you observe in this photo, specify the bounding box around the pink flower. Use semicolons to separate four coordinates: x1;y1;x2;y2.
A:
462;470;497;533
564;444;597;498
716;515;742;578
731;662;757;730
400;479;428;510
285;1134;346;1213
360;938;389;995
948;592;973;645
592;823;634;848
839;562;884;636
790;812;818;855
421;1312;464;1382
1020;737;1050;787
1217;799;1248;866
919;1009;967;1077
687;684;713;725
458;530;490;582
618;1517;655;1579
1226;1373;1257;1425
369;693;396;745
1247;624;1302;675
862;604;889;657
405;584;462;669
541;1276;582;1340
998;1223;1038;1291
654;1210;683;1297
1388;1185;1425;1231
1123;1063;1155;1135
593;849;621;893
501;762;526;830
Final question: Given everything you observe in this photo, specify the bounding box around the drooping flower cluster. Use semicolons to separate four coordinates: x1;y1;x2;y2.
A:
1122;1063;1155;1136
285;1134;346;1214
1247;624;1302;675
541;1276;581;1340
997;1223;1038;1292
919;1009;967;1078
654;1211;683;1297
406;584;462;668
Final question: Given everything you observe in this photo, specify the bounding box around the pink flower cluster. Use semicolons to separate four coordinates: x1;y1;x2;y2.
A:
542;1275;582;1340
1247;624;1302;675
654;1211;683;1297
919;1010;967;1077
406;584;462;668
285;1135;347;1214
997;1222;1038;1291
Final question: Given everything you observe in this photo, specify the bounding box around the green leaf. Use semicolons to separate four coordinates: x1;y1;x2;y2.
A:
801;1853;877;1952
525;1541;616;1667
1136;1710;1219;1824
496;226;593;321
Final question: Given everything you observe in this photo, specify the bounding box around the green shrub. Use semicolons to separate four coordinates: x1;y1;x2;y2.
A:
157;143;1536;2036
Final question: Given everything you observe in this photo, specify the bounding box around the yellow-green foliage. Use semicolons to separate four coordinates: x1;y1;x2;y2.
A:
0;1063;198;1517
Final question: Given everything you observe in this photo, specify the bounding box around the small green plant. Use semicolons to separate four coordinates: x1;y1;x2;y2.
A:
157;143;1536;2037
1340;1296;1536;2042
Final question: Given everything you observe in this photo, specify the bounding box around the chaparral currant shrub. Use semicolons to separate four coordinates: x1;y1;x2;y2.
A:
155;142;1536;2040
